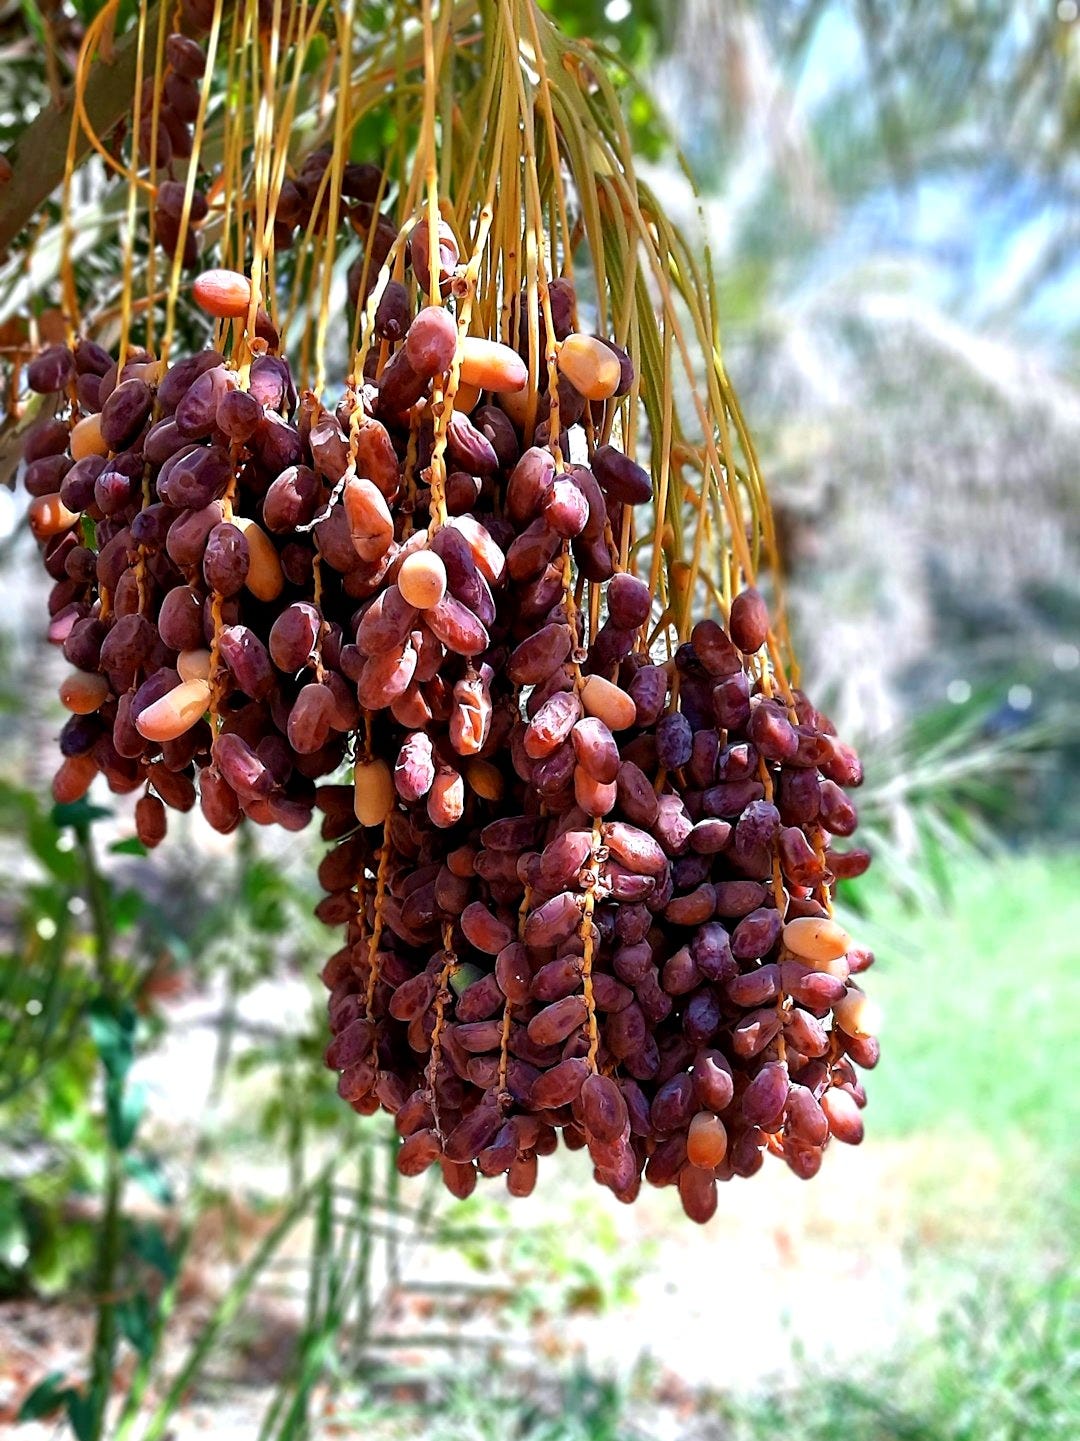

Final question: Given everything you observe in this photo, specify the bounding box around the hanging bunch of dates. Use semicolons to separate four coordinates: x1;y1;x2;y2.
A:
16;0;878;1223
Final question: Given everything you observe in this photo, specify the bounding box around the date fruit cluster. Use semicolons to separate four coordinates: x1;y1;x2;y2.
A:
22;252;875;1222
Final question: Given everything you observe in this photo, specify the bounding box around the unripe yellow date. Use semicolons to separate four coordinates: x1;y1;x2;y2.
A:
458;337;528;393
69;413;108;461
782;915;852;963
556;333;621;401
232;516;284;600
135;679;212;742
353;756;394;827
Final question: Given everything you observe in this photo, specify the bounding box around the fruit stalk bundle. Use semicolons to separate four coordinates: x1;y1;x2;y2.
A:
17;0;878;1221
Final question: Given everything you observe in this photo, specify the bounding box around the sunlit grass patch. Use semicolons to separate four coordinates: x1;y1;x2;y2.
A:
858;851;1080;1154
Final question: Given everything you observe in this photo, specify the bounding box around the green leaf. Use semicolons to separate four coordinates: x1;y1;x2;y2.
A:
130;1220;180;1282
109;888;146;932
110;837;149;858
88;1000;144;1148
88;999;137;1084
117;1292;156;1361
124;1152;175;1206
26;814;79;886
107;1077;146;1151
66;1387;96;1441
51;799;113;830
350;106;399;159
18;1372;74;1421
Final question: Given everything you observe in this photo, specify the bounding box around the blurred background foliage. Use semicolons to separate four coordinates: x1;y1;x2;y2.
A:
0;1;1078;1438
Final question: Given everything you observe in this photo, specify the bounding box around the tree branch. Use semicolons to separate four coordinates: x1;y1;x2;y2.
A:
0;9;157;255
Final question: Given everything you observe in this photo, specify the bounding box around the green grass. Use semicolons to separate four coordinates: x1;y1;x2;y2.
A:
716;1269;1079;1441
855;851;1080;1150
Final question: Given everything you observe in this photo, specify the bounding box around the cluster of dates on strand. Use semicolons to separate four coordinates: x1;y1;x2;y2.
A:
21;188;878;1224
124;5;385;278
